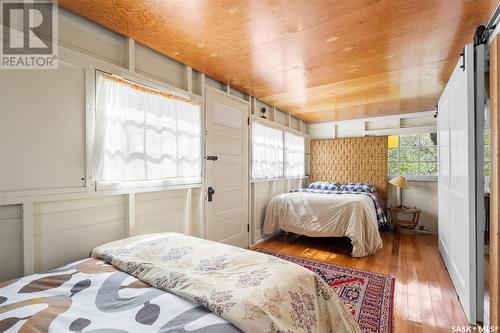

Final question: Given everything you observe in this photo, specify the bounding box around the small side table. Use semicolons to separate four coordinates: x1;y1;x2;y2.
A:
388;207;421;234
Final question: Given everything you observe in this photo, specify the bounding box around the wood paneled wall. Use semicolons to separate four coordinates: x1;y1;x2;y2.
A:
310;137;388;199
489;35;500;328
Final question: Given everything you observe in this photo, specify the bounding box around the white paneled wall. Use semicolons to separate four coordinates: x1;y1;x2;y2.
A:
388;181;438;232
0;8;207;279
134;43;187;89
0;7;310;281
0;62;86;193
191;188;203;238
18;189;199;274
32;196;126;272
309;112;437;139
274;110;289;126
135;190;186;235
289;116;301;131
0;205;22;281
57;8;127;66
252;182;272;243
251;178;306;244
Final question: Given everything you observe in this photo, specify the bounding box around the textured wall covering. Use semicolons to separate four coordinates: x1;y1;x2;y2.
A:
310;137;388;199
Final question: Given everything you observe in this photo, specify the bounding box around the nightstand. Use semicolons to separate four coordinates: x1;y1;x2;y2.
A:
388;207;421;234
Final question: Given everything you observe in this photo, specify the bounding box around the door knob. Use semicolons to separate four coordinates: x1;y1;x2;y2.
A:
208;187;215;202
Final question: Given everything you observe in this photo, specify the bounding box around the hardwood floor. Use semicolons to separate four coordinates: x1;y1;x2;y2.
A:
255;232;468;333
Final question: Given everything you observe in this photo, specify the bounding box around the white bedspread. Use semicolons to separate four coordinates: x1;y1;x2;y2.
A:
263;192;383;257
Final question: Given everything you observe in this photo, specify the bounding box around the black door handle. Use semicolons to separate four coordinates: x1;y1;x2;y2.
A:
206;155;218;161
208;187;215;202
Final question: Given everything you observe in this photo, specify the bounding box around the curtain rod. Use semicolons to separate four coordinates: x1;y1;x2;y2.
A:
103;74;200;106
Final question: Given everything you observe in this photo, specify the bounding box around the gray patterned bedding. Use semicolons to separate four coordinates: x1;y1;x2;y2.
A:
0;258;239;332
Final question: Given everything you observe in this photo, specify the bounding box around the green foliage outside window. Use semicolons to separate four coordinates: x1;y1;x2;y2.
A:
485;129;490;177
388;133;438;177
389;130;491;178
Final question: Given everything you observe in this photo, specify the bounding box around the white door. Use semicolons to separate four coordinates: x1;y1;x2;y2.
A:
204;87;249;248
438;44;477;323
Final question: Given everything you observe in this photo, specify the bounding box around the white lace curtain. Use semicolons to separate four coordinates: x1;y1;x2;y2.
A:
285;132;305;177
93;74;201;185
252;121;284;179
252;121;306;179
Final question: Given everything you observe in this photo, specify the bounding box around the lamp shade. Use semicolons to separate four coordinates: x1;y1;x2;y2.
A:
389;176;409;189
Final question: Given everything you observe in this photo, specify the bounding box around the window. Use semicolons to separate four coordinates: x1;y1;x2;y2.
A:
252;122;284;179
285;132;305;177
388;132;438;178
485;128;490;177
93;73;202;187
251;121;306;180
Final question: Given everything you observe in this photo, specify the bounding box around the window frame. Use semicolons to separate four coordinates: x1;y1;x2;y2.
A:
388;132;438;181
284;131;306;178
92;70;204;191
250;118;308;181
251;121;284;180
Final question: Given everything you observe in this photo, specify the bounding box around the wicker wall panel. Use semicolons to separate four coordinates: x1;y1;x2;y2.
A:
310;137;388;199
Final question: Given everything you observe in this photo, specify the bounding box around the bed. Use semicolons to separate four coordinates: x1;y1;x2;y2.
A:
0;233;360;333
263;182;388;257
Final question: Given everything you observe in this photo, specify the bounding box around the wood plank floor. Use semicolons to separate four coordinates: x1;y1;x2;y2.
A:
254;232;469;333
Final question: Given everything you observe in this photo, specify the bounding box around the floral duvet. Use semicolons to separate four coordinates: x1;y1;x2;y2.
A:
91;233;361;333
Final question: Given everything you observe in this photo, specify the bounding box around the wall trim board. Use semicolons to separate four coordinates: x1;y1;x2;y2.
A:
125;193;135;237
489;35;500;328
183;188;192;235
309;111;437;140
22;203;34;275
205;84;250;105
250;114;311;139
309;137;388;199
326;110;436;126
251;176;309;184
58;44;198;100
0;183;202;206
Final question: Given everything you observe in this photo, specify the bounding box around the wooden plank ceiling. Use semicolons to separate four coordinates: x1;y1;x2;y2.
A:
59;0;498;122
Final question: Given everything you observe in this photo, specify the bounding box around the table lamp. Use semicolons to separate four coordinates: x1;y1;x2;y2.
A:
389;176;410;208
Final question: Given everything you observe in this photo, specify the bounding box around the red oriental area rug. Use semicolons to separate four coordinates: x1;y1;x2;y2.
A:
255;249;395;333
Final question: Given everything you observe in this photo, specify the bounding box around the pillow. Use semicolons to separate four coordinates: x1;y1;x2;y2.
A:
308;181;340;191
340;182;376;193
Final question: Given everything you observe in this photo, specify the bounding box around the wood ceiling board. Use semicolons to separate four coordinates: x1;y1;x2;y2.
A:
262;60;457;119
58;0;498;122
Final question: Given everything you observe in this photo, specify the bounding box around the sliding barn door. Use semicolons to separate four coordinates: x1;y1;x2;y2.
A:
204;87;249;248
438;44;479;323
